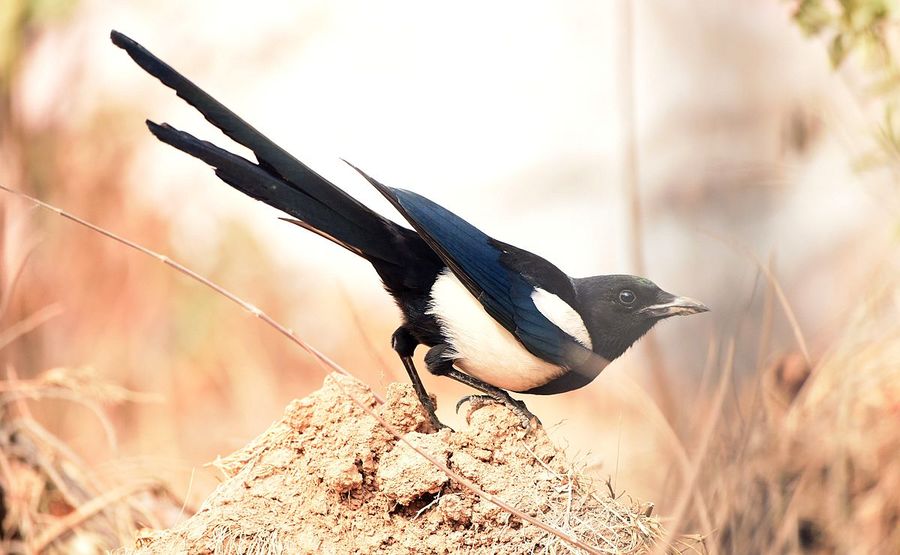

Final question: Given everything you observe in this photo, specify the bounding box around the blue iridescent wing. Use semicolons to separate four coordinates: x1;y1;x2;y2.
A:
353;167;587;367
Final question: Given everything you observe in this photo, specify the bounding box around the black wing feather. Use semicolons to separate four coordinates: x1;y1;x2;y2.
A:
348;164;589;367
111;30;368;226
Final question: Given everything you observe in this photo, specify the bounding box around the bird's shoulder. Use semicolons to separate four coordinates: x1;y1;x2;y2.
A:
490;239;578;305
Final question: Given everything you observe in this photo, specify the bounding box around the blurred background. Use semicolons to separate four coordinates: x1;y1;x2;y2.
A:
2;0;898;552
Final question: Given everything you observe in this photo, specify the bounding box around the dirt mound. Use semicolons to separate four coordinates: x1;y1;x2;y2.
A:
128;374;661;554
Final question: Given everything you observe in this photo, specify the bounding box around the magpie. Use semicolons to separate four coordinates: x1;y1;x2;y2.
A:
111;31;708;429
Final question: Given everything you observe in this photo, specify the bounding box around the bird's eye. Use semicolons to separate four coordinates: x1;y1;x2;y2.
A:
619;290;636;305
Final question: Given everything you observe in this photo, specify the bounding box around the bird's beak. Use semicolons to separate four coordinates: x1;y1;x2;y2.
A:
640;295;709;319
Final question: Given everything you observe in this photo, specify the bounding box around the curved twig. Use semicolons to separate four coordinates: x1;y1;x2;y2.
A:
0;184;380;403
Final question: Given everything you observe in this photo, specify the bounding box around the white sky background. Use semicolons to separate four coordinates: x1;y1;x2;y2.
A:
110;1;629;278
20;0;886;372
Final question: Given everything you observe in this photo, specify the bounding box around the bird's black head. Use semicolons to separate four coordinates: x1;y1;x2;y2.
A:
573;274;708;361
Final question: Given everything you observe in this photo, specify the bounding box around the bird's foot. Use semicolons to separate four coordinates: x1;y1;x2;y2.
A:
456;394;541;429
455;394;494;414
429;414;452;432
421;398;452;432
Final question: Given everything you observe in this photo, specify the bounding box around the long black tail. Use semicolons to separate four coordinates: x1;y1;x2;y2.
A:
110;31;440;294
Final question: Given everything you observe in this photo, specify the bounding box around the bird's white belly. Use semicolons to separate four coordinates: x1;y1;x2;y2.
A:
427;270;567;392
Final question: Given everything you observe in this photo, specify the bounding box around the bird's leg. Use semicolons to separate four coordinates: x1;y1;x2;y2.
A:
391;327;447;430
422;346;539;429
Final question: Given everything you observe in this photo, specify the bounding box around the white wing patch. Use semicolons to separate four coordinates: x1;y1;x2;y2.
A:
427;270;566;392
531;288;593;349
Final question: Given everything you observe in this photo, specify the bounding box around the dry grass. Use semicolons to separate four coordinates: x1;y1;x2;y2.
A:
685;270;900;553
0;366;188;553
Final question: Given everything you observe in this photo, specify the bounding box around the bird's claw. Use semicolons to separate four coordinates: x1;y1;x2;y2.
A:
455;394;541;430
428;415;452;432
455;394;495;414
